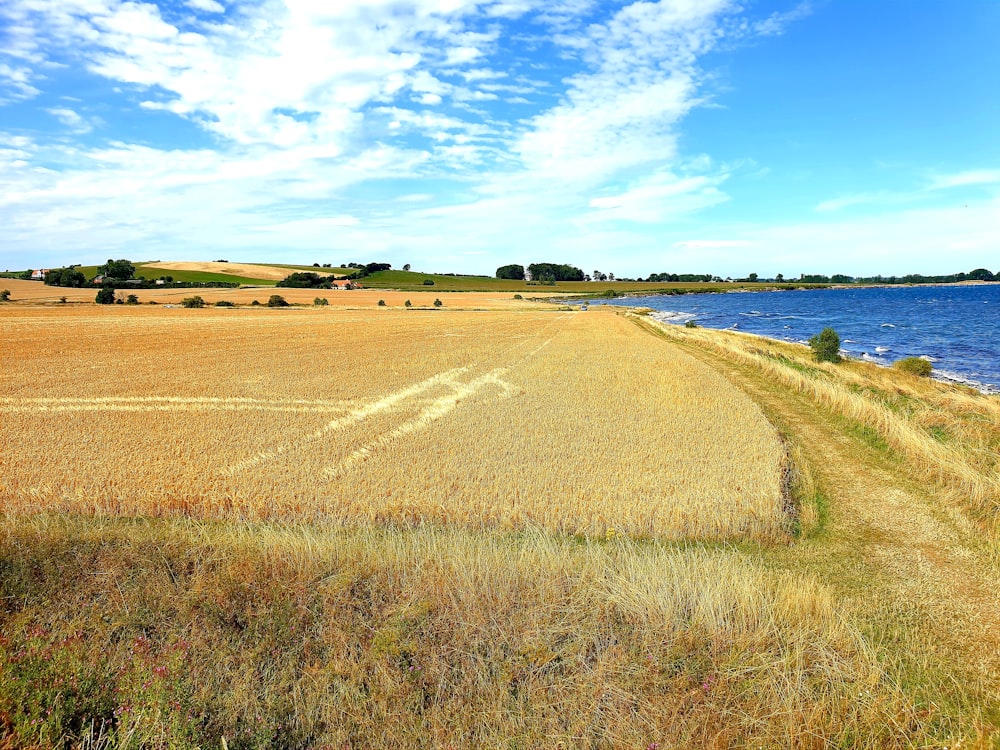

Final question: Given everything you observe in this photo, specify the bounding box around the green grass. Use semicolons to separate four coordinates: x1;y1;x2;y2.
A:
134;265;277;286
353;270;821;295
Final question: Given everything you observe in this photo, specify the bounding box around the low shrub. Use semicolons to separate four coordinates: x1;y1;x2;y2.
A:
0;289;10;301
809;327;841;363
404;300;412;308
433;298;443;307
893;357;933;377
251;300;260;306
95;287;115;305
313;297;329;306
267;295;289;308
684;320;698;328
378;300;386;307
423;279;435;286
215;300;235;307
181;296;205;309
513;294;523;300
125;294;140;305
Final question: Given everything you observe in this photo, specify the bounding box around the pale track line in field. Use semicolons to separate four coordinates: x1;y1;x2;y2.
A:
223;367;472;476
323;369;515;479
0;396;355;414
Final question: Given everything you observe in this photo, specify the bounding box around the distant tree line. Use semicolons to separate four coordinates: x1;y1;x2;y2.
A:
495;263;585;282
277;272;337;288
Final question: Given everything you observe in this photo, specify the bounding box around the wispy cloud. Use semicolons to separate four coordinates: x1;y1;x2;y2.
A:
0;0;827;272
927;169;1000;190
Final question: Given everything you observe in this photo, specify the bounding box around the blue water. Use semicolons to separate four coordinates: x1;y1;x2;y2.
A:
591;285;1000;392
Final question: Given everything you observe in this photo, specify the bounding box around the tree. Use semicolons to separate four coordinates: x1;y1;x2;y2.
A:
267;294;289;307
99;259;136;281
775;273;784;282
528;263;584;282
748;273;758;282
496;264;525;280
125;294;140;305
45;267;87;287
403;263;411;271
181;295;205;308
95;287;116;304
404;300;412;308
967;268;995;281
0;289;9;301
433;298;442;307
809;328;841;363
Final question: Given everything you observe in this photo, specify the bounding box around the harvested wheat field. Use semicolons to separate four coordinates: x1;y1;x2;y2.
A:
0;278;541;308
141;260;300;280
0;305;786;540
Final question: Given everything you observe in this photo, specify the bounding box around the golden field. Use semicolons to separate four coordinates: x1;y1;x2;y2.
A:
0;305;787;540
0;277;545;308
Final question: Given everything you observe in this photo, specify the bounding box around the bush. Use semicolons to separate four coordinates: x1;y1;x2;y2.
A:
423;279;434;286
894;357;933;377
0;289;9;301
251;299;260;306
378;300;386;306
684;320;697;328
404;300;412;308
95;287;116;305
433;298;442;307
59;296;67;304
808;327;842;363
513;294;523;300
313;297;329;306
267;295;289;308
181;296;205;308
125;294;140;305
215;300;235;307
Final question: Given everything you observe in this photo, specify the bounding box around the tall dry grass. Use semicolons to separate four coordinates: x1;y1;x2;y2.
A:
0;516;932;748
1;307;788;541
634;314;1000;536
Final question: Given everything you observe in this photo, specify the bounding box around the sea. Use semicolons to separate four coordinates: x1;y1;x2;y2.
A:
589;284;1000;393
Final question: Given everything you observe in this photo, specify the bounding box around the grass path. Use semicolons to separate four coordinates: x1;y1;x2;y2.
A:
632;315;1000;735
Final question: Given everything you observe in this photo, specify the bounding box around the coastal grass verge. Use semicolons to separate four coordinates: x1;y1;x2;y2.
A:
627;313;1000;548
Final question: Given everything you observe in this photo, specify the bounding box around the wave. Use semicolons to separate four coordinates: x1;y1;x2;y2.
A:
651;311;697;324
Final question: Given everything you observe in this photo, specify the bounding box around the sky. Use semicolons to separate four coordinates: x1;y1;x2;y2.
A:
1;0;998;278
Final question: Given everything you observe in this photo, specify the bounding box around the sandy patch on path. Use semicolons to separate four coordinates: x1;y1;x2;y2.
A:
141;261;300;280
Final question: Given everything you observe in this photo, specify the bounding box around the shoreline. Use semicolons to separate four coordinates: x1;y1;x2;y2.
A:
641;310;1000;396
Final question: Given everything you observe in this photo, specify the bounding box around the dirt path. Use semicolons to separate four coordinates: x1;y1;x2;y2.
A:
641;321;1000;723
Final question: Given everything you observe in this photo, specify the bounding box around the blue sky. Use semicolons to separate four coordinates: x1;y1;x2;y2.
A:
1;0;997;277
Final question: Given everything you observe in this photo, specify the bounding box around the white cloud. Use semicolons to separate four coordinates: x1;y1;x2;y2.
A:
587;173;729;222
927;170;1000;190
187;0;226;13
46;107;93;133
0;0;834;275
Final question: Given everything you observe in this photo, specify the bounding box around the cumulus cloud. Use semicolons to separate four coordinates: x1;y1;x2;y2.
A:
0;0;824;272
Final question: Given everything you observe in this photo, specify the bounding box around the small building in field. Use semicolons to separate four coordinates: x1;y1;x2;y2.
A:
31;269;49;280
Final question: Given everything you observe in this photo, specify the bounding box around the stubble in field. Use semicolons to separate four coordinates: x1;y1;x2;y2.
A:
1;307;788;540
